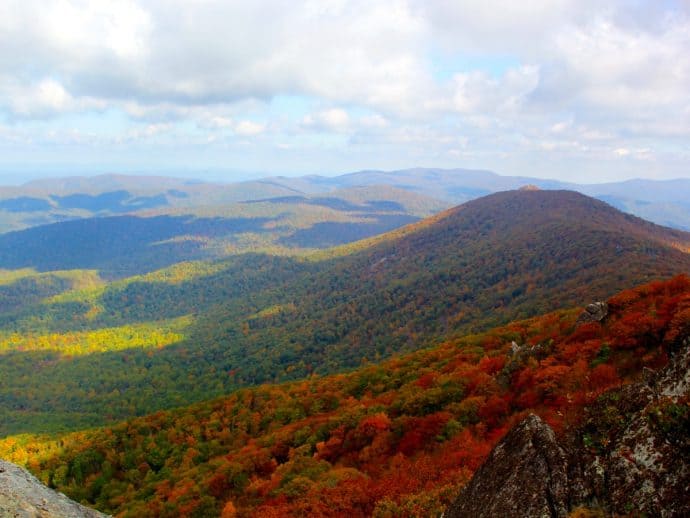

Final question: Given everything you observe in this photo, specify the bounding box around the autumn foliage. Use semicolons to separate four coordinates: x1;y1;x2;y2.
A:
1;275;689;517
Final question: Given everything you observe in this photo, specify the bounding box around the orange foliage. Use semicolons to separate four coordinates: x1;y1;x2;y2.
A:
2;276;689;518
220;501;237;518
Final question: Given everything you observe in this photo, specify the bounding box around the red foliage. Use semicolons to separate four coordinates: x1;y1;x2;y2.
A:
415;372;437;389
398;412;451;456
609;311;662;349
588;364;619;390
478;395;510;428
560;339;602;363
478;355;506;375
10;276;690;518
357;413;392;437
208;472;229;499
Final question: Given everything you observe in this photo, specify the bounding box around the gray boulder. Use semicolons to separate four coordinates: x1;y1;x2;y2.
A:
0;460;109;518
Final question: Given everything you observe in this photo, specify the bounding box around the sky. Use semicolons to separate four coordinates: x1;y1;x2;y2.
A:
1;0;689;184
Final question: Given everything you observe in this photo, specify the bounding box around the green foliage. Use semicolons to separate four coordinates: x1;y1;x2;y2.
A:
590;343;611;367
0;191;688;436
647;397;690;448
0;317;188;355
2;275;687;517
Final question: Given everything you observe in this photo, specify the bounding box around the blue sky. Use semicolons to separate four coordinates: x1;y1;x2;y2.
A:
1;0;689;184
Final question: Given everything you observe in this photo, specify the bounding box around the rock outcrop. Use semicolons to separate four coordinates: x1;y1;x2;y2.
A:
446;338;690;518
576;301;608;325
0;460;108;518
572;336;690;517
445;414;569;518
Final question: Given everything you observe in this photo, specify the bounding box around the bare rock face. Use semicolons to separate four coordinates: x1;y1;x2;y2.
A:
0;460;109;518
593;342;690;517
576;301;608;325
445;414;569;518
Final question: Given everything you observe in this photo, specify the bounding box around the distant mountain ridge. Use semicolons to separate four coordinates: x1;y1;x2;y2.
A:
1;168;689;232
0;185;445;278
269;168;690;230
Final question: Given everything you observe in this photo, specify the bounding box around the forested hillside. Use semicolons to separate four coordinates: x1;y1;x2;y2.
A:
3;170;690;234
0;174;447;237
269;169;690;230
2;275;688;517
0;187;441;278
0;190;688;436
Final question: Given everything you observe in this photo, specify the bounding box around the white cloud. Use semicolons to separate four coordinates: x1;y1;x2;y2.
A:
302;108;351;131
12;79;71;115
415;0;604;56
193;115;235;131
0;0;688;180
0;0;428;115
452;66;540;115
38;0;150;59
234;120;265;136
360;114;389;129
119;122;171;143
552;16;690;110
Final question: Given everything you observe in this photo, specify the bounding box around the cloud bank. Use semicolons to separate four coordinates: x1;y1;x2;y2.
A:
0;0;688;181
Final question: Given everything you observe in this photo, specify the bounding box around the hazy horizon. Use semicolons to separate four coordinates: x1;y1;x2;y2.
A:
3;166;690;189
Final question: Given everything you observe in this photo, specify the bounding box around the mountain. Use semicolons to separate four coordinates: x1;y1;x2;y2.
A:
2;169;690;234
0;173;448;235
0;185;445;278
2;276;687;517
17;174;198;193
0;190;688;436
577;178;690;230
267;167;567;199
268;168;690;230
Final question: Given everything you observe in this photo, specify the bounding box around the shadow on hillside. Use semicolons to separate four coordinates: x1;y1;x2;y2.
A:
51;190;169;212
0;275;73;313
0;196;53;212
244;195;407;213
0;253;314;334
279;214;419;248
0;215;278;278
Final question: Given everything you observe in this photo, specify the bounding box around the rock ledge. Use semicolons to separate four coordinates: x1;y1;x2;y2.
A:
0;460;109;518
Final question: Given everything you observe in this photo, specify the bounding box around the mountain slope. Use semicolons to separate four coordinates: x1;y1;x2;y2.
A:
2;276;688;517
269;168;690;230
4;169;690;233
447;334;690;518
209;189;689;373
0;174;448;235
0;186;442;278
0;190;688;435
